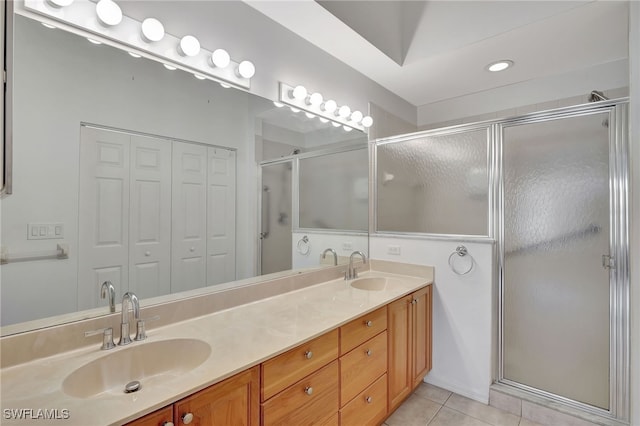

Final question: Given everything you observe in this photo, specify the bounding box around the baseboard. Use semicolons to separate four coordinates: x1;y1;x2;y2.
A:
424;372;489;404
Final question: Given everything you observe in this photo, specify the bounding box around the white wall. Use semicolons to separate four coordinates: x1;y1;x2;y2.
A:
370;235;495;403
292;231;368;270
628;2;639;424
1;16;254;324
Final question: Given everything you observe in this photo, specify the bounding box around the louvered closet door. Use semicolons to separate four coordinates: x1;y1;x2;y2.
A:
171;142;208;293
78;126;130;310
207;147;236;285
128;135;171;299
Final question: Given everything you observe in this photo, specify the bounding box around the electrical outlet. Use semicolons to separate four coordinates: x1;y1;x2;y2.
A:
27;223;64;240
342;242;353;251
387;245;401;255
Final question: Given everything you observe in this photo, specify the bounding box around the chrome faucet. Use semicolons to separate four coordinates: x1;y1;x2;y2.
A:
321;248;338;266
345;251;367;280
100;281;116;313
118;292;140;346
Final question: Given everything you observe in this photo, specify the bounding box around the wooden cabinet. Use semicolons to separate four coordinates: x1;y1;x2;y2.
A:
261;329;338;401
126;406;173;426
388;286;433;412
127;284;431;426
126;367;259;426
261;361;339;425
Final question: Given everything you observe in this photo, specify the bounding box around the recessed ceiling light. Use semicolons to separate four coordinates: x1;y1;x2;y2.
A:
486;60;514;72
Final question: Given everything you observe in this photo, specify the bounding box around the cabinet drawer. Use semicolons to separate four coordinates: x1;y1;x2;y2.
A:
261;360;339;426
340;331;387;406
340;307;387;355
262;329;338;401
125;406;173;426
340;374;388;426
319;412;339;426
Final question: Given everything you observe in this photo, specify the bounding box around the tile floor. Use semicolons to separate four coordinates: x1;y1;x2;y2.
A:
384;383;543;426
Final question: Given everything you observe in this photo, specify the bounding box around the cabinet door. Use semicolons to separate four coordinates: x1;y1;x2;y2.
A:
412;286;432;388
387;295;412;412
126;406;173;426
174;366;259;426
171;142;208;293
129;134;172;299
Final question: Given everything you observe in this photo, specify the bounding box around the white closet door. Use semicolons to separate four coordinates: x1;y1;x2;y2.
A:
207;147;236;285
128;135;171;299
171;142;207;292
78;126;130;310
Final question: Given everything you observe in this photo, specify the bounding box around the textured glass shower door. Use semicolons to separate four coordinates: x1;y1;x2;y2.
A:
260;162;292;275
502;112;611;410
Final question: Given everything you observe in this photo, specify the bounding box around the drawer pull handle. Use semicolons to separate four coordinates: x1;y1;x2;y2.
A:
365;320;373;327
366;349;373;357
304;386;313;395
304;350;313;359
181;413;194;425
366;396;373;404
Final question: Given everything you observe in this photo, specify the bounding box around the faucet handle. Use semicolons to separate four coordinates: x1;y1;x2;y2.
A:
85;327;116;350
135;315;160;341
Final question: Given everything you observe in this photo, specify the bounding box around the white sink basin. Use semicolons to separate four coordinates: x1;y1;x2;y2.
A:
62;338;211;398
350;277;387;291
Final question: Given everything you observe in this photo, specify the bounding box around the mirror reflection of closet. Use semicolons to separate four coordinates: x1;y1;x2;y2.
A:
0;14;368;330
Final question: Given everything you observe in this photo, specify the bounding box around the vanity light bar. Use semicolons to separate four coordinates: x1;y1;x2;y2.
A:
22;0;255;90
278;83;372;132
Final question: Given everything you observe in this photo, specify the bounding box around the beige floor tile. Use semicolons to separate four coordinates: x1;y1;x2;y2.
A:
386;394;442;426
519;418;545;426
445;394;520;426
429;407;493;426
521;401;599;426
414;383;453;405
489;389;521;417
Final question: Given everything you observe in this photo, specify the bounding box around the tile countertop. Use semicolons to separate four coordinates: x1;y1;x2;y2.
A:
1;269;432;426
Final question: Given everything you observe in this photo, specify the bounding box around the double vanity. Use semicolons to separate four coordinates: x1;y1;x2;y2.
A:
0;260;433;425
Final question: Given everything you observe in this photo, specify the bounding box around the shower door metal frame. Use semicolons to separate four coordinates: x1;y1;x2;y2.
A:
495;100;630;421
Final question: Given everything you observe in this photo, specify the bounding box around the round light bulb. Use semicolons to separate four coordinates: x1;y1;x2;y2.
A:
178;35;200;57
163;63;177;71
237;60;255;78
273;101;284;108
319;117;329;123
331;122;341;128
128;52;141;58
350;110;363;123
323;100;337;113
361;116;373;128
210;49;230;68
308;92;323;106
96;0;122;27
141;18;165;42
47;0;74;7
338;105;351;118
305;112;315;119
292;85;307;101
343;126;353;132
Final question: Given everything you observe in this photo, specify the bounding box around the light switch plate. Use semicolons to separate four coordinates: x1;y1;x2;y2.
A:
387;245;401;255
27;223;64;240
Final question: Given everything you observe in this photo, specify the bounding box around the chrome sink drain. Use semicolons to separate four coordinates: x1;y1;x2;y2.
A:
124;380;141;393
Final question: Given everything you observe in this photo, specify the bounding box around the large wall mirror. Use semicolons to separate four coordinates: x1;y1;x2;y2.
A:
0;12;368;333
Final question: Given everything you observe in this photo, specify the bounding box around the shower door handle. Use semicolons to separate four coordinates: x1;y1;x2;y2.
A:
602;254;615;269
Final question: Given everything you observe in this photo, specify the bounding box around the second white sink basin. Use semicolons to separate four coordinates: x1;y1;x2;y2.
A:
62;338;211;398
350;277;387;291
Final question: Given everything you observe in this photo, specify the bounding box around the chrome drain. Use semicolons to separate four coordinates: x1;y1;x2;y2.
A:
124;380;141;393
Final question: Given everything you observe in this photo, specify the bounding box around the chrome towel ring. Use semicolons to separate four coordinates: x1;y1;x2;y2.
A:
448;245;474;275
297;235;310;255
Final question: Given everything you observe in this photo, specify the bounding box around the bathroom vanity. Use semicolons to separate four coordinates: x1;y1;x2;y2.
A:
0;261;433;426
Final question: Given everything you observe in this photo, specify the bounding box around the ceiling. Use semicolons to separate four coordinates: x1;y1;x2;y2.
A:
245;0;629;107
